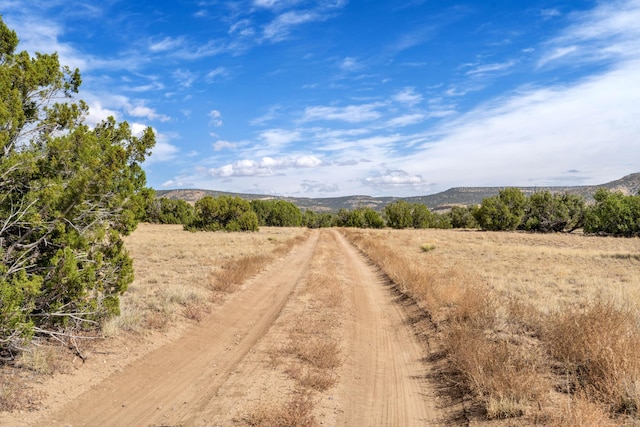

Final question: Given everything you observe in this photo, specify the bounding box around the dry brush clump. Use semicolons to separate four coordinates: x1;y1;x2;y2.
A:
209;254;272;293
244;389;316;427
544;300;640;416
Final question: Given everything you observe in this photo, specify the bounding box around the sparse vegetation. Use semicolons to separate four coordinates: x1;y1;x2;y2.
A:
245;390;316;427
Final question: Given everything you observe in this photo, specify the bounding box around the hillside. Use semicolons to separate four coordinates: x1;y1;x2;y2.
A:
157;172;640;212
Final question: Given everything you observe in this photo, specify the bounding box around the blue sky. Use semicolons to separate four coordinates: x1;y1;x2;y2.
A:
3;0;639;197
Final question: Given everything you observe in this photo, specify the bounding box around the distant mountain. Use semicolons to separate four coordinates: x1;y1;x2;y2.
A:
156;172;640;212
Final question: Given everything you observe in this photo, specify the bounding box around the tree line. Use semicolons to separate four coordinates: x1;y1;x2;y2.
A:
144;187;640;237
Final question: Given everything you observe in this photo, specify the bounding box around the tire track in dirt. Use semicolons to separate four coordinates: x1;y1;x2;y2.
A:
36;230;320;427
175;229;440;426
331;230;438;426
35;228;442;426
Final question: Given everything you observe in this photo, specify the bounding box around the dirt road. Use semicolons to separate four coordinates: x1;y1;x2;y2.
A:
35;229;441;426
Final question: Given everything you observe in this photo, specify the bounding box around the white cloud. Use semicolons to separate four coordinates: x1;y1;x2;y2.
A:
406;59;640;188
260;128;301;146
86;101;119;128
465;60;515;76
206;66;229;81
364;169;429;189
207;155;323;177
161;176;194;188
339;56;362;72
213;140;238;151
303;103;382;123
209;110;223;127
540;8;561;19
149;36;186;52
213;140;237;151
7;18;89;72
128;105;171;122
173;69;198;88
250;105;282;125
85;93;170;124
392;87;422;106
253;0;278;8
538;46;578;67
263;10;318;41
147;140;180;163
130;123;149;137
540;0;640;67
386;114;426;127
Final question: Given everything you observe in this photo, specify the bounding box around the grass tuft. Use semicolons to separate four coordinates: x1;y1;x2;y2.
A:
244;390;316;427
420;243;437;252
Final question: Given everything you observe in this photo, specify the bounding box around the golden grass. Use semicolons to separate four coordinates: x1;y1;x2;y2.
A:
16;345;68;375
244;389;316;427
116;224;309;335
342;228;640;425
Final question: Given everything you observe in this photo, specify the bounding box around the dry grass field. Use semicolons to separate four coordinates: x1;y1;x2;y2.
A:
342;228;640;426
3;223;639;427
0;223;309;419
110;223;309;334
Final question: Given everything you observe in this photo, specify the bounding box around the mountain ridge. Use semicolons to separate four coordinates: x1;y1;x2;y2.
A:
156;172;640;212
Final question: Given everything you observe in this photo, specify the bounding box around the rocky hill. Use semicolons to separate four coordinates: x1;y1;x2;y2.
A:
157;172;640;212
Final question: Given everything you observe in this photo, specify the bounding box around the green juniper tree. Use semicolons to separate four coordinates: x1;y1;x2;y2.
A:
474;188;527;231
187;196;259;232
1;18;155;355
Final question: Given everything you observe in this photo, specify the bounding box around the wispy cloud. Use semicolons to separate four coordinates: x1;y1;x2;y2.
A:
250;105;283;125
173;69;198;88
260;129;301;146
540;8;561;19
262;10;319;41
537;46;578;67
205;66;230;82
539;0;640;67
392;87;423;106
386;114;426;127
149;36;187;52
407;58;640;187
465;60;516;76
303;103;383;123
339;56;363;72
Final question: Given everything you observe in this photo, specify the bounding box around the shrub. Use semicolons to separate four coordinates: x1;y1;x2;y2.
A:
186;195;259;232
474;188;527;231
544;301;640;415
584;189;640;237
0;18;154;354
522;192;585;233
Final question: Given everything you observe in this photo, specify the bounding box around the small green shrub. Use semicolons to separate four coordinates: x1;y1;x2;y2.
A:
420;243;436;252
